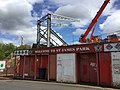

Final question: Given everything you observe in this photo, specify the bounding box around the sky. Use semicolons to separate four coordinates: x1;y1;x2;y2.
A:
0;0;120;46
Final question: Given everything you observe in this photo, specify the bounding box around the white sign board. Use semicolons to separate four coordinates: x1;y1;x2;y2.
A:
0;61;6;69
14;50;29;56
104;43;120;51
111;52;120;87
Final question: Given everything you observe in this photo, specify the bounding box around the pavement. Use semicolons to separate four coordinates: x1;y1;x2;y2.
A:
0;76;13;80
0;79;119;90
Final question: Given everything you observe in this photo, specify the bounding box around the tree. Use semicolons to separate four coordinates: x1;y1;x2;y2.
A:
0;43;5;60
3;43;17;58
0;43;31;60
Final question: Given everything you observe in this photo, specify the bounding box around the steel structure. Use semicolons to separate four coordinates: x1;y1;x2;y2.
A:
36;13;68;47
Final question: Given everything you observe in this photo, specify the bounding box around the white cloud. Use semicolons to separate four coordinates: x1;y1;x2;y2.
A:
53;0;117;16
0;0;119;45
70;41;80;45
0;0;42;45
52;0;119;38
0;1;33;30
0;26;37;46
55;4;91;19
53;0;117;34
0;37;19;46
27;0;43;4
54;0;116;20
0;0;66;46
41;9;52;17
73;28;85;36
99;10;120;34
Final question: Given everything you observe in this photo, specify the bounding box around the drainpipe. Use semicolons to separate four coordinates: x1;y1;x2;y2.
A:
96;53;100;85
23;56;25;79
47;55;50;81
14;56;16;78
34;55;37;80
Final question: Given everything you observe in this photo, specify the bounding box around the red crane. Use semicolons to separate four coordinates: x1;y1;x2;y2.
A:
79;0;110;43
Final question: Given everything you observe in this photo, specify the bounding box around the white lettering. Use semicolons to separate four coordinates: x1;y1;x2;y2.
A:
51;49;55;52
35;50;42;53
75;47;90;51
35;50;49;53
35;47;90;54
62;49;67;52
42;50;49;53
66;48;75;52
86;47;90;50
76;48;79;51
56;49;61;52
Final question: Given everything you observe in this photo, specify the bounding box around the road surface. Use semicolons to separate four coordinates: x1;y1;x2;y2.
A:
0;80;118;90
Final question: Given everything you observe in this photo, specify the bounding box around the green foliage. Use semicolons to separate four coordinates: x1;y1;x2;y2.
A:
0;43;31;60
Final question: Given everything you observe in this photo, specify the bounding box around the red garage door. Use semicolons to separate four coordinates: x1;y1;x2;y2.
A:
41;55;48;68
80;58;89;82
99;52;111;86
49;54;56;80
30;56;35;77
36;55;48;79
80;54;97;84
